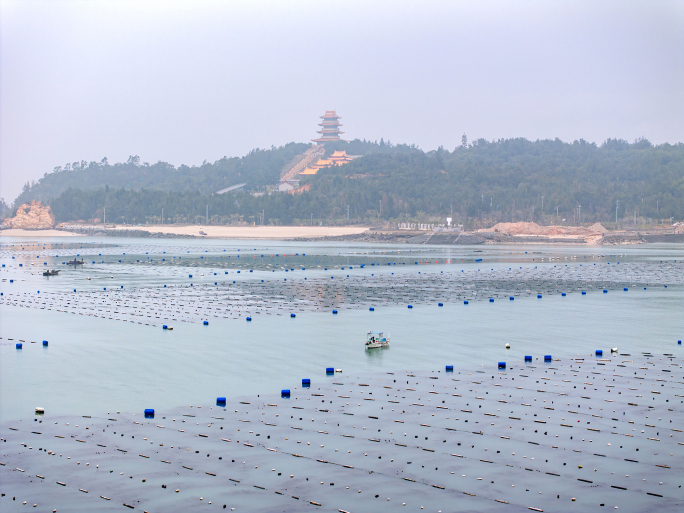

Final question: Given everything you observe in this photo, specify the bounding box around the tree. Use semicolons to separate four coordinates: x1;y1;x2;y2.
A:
461;133;468;149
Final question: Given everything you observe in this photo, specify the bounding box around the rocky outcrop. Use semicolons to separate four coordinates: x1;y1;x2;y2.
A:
2;201;55;229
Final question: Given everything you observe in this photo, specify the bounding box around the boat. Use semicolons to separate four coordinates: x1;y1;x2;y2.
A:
365;331;390;349
199;231;207;236
42;269;60;276
66;258;84;265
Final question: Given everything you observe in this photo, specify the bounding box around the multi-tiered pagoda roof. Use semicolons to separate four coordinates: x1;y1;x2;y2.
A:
312;110;345;143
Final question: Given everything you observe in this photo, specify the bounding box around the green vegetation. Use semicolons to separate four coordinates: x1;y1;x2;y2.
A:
22;137;684;225
14;143;309;207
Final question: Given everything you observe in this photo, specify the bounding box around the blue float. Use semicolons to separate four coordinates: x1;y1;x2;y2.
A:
464;300;469;304
332;310;338;314
302;378;311;386
43;340;48;346
16;343;22;349
216;397;226;406
408;305;413;309
624;287;628;291
544;355;552;361
561;292;566;296
203;320;209;325
582;291;586;295
509;297;514;301
281;389;290;397
369;307;375;311
246;317;252;321
144;409;154;418
290;313;296;318
489;298;494;302
446;365;453;371
498;362;506;369
524;355;532;362
438;302;443;306
326;367;334;373
596;350;603;356
603;289;607;293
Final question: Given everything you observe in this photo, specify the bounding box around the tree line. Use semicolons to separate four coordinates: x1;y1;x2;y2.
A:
21;137;684;225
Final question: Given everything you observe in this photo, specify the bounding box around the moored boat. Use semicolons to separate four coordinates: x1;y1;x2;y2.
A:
365;331;389;349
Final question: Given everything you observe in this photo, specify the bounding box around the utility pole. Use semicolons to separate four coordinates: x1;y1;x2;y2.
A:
161;208;164;226
541;196;544;211
262;209;265;226
346;205;350;221
379;200;382;218
615;200;619;224
556;206;559;217
311;213;313;226
103;207;106;224
578;204;581;226
206;205;209;225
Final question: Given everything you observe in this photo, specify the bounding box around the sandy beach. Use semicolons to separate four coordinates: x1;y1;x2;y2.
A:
1;225;370;239
0;228;84;237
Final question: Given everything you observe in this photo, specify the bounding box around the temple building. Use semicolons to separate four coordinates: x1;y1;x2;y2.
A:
299;151;357;175
312;110;345;144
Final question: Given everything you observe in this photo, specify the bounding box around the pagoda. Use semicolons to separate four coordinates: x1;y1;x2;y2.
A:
312;110;345;144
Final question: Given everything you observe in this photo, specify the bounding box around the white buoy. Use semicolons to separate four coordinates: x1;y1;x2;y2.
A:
167;326;173;330
611;347;618;352
35;407;44;414
505;343;510;349
335;369;342;373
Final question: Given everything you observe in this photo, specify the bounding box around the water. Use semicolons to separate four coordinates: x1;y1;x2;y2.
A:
1;238;682;422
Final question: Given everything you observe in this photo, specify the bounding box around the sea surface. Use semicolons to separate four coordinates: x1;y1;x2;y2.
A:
1;238;682;422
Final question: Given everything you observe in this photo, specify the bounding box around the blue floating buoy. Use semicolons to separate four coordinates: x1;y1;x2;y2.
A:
524;355;532;362
326;367;334;373
498;362;506;369
624;287;628;291
446;365;453;371
581;291;586;295
10;279;13;283
103;287;106;291
332;310;338;314
537;294;542;298
561;292;566;296
246;317;252;321
281;389;290;397
464;300;469;304
509;297;514;301
408;305;413;309
489;298;494;302
16;343;22;349
290;313;296;318
162;325;168;329
189;274;192;278
438;302;443;306
164;285;167;287
43;340;48;346
544;355;552;361
302;378;311;386
203;320;209;325
603;290;607;293
596;350;603;356
144;409;154;418
216;397;226;406
369;307;374;311
678;340;681;345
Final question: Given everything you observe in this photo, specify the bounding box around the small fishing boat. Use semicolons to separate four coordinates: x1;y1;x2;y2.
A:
42;269;60;276
365;331;390;349
199;231;207;236
66;258;84;265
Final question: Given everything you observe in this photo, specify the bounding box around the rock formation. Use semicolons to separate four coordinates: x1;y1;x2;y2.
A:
2;201;56;229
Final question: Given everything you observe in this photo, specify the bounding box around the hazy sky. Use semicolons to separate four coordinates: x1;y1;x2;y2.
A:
1;0;682;202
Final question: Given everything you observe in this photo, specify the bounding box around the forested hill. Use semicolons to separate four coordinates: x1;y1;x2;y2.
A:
13;143;310;207
26;137;684;225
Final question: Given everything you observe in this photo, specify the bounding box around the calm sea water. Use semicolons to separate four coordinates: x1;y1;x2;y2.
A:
1;238;682;422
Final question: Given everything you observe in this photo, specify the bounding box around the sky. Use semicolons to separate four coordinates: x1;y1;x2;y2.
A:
1;0;683;203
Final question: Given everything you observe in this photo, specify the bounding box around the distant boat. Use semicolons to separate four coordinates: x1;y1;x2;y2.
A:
365;331;390;349
42;269;60;276
199;231;207;236
66;258;84;265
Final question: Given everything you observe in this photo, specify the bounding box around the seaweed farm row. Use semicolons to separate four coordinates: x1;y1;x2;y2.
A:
2;352;682;512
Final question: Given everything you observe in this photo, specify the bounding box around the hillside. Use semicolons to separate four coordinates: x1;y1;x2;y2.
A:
20;137;684;225
13;142;310;206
